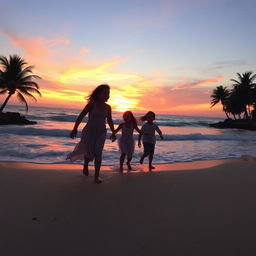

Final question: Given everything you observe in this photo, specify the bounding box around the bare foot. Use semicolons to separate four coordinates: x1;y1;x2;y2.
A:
94;178;102;184
119;166;123;173
149;165;155;170
140;157;144;164
83;169;89;176
127;162;132;170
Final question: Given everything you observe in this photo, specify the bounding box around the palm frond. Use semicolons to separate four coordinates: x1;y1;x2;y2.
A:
21;75;41;85
19;81;40;90
17;92;29;112
0;89;8;94
0;56;9;70
19;86;42;97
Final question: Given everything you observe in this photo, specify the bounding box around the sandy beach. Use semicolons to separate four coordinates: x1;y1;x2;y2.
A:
1;158;256;256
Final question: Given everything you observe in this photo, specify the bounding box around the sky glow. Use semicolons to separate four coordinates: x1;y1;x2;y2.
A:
1;0;256;117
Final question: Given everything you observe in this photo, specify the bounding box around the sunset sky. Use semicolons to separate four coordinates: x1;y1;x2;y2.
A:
1;0;256;117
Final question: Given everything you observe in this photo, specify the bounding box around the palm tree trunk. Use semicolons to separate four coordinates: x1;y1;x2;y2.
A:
224;111;229;119
244;107;249;119
0;93;13;112
248;105;251;118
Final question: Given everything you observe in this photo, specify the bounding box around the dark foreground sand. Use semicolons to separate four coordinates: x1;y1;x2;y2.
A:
1;158;256;256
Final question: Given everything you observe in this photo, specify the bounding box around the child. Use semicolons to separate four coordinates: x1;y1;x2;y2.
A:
67;84;115;183
138;111;163;170
110;111;141;171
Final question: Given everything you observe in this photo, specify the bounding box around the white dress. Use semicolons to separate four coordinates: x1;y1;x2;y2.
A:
118;123;135;157
67;103;108;161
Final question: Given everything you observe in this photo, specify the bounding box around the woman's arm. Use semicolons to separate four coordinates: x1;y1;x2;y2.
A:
107;104;117;141
70;103;91;138
114;124;122;134
107;105;115;133
110;123;122;142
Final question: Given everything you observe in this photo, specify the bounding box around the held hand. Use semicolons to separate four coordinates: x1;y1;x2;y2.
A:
70;129;77;139
110;133;116;142
160;135;164;140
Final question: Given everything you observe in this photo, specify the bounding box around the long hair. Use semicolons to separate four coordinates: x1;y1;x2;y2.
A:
87;84;110;103
123;111;137;126
140;111;155;122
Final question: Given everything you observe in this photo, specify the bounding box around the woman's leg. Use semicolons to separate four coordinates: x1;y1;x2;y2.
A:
126;154;132;170
120;153;126;171
94;158;102;182
83;157;90;175
93;133;107;183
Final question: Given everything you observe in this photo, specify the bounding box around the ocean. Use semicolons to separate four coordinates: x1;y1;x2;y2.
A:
1;105;256;165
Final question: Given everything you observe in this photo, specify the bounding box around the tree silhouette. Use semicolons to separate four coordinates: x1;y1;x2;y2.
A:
230;72;256;118
0;55;41;112
210;85;230;118
211;72;256;120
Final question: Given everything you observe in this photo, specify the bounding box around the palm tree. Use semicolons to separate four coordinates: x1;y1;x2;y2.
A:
0;55;41;113
230;72;256;119
210;85;230;118
225;90;244;119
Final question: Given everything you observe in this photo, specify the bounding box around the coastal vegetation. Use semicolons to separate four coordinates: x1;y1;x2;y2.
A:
0;54;41;124
211;72;256;119
210;72;256;130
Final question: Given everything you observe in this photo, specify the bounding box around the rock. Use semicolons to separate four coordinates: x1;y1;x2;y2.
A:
0;112;37;125
210;119;256;130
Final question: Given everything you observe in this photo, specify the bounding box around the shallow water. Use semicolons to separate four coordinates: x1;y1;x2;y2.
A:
1;105;256;164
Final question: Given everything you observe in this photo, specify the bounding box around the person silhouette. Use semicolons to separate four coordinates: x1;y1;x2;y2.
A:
110;111;141;172
138;111;163;170
67;84;115;183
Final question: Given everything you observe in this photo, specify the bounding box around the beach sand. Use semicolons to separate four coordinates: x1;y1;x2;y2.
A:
1;158;256;256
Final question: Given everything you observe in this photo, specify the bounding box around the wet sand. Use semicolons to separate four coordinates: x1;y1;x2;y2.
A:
1;158;256;256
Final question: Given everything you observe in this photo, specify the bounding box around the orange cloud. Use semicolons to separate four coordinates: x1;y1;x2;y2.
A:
5;31;70;58
1;32;225;117
58;59;143;85
170;76;225;91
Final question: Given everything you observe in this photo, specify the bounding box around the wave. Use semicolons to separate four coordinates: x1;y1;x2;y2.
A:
26;114;213;128
0;127;71;137
162;133;256;141
1;127;256;141
26;114;81;122
156;121;211;127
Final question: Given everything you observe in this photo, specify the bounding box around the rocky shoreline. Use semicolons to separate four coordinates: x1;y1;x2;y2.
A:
210;119;256;130
0;112;37;125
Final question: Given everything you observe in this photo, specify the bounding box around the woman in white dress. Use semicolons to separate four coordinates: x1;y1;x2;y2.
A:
111;111;141;171
67;84;115;183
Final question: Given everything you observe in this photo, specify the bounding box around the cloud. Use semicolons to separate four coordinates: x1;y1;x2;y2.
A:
170;76;224;91
2;31;141;85
4;31;70;58
0;29;223;116
203;59;248;72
